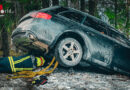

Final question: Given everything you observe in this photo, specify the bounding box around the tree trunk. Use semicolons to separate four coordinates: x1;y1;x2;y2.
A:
65;0;68;7
1;24;9;57
68;0;71;7
80;0;85;12
114;0;117;28
14;1;21;26
52;0;59;6
17;1;21;17
42;0;50;8
75;0;80;10
88;0;98;16
125;0;129;38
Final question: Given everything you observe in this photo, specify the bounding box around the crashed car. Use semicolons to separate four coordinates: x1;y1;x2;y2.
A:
12;6;130;75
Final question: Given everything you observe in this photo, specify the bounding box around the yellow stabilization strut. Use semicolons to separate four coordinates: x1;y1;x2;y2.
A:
6;57;58;79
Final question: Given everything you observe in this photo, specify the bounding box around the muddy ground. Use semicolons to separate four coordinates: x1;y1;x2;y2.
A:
0;64;130;90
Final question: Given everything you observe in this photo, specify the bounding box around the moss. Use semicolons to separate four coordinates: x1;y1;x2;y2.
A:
0;51;3;56
0;50;23;57
9;50;23;56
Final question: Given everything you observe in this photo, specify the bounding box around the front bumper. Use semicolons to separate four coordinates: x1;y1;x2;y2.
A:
12;31;49;54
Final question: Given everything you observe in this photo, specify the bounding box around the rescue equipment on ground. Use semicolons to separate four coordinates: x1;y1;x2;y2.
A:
6;56;58;79
32;75;48;85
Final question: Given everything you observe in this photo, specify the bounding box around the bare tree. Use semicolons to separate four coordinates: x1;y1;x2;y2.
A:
70;0;80;9
52;0;59;6
64;0;68;7
88;0;98;16
114;0;117;28
68;0;71;7
1;23;9;57
42;0;50;8
80;0;85;12
125;0;129;38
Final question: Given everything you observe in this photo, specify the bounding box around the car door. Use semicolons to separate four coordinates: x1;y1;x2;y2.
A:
107;27;130;72
81;16;115;67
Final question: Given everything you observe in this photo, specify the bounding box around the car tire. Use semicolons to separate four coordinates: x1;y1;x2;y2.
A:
55;38;83;67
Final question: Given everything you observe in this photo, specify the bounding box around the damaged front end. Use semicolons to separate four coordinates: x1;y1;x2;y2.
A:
11;11;50;55
12;29;48;54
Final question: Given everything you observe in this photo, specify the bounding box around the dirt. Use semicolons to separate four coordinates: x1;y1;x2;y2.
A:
0;65;130;90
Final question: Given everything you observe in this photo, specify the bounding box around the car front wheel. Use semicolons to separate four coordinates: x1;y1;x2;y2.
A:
55;38;83;67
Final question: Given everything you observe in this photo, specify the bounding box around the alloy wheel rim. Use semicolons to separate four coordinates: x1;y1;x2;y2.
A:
61;41;81;62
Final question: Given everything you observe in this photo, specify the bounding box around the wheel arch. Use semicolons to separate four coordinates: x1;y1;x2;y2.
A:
55;31;85;48
52;30;90;60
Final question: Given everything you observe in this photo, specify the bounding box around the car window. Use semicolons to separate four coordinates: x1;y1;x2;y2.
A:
59;11;84;23
83;16;108;35
108;27;128;44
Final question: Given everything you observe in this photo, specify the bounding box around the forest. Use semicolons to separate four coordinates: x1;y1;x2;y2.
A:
0;0;129;57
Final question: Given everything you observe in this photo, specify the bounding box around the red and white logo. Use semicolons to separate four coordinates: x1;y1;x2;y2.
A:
0;4;4;14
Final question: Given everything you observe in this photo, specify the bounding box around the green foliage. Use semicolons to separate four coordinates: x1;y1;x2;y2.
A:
105;9;115;19
60;0;67;6
105;8;115;24
103;0;129;37
1;15;14;34
0;0;129;38
71;0;77;3
18;0;30;3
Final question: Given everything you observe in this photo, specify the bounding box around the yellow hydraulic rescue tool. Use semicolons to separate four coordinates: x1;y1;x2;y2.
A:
7;57;58;79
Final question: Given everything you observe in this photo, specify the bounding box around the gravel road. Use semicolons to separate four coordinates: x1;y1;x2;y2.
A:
0;64;130;90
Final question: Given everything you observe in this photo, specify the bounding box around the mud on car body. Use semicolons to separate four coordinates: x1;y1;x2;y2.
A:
12;6;130;76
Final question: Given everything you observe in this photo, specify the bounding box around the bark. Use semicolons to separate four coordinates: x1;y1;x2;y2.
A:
52;0;59;6
1;24;9;57
42;0;50;8
125;0;129;38
14;1;21;26
114;0;117;28
80;0;85;12
16;1;21;17
69;0;79;9
88;0;98;16
75;0;80;10
68;0;71;7
65;0;68;7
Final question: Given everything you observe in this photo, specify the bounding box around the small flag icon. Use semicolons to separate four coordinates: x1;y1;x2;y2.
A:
0;4;4;14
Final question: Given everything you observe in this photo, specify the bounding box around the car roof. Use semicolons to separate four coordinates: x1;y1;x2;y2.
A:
39;6;69;14
39;6;123;36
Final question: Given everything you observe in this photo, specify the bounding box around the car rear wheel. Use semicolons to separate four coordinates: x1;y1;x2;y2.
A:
55;38;83;67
